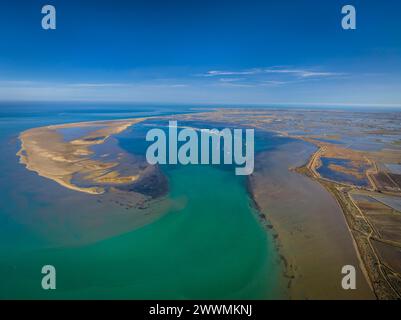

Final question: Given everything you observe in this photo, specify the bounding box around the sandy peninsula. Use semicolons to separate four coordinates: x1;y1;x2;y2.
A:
17;118;145;194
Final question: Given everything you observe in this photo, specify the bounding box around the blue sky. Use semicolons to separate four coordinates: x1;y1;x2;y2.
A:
0;0;400;106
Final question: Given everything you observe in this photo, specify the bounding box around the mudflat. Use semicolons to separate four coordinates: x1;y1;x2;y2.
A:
249;140;374;299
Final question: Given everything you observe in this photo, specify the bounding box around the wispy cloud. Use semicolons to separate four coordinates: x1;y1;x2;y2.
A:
216;79;290;88
264;68;344;78
260;80;289;86
0;80;39;86
218;78;243;82
197;66;346;88
203;69;260;76
0;80;190;89
3;66;397;106
217;82;254;88
67;83;130;88
201;66;345;79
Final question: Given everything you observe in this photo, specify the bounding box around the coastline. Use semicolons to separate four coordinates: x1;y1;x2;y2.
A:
248;139;375;299
17;118;146;195
15;115;287;298
294;144;401;299
15;112;397;299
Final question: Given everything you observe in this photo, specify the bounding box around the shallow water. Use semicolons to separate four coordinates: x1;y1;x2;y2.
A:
371;195;401;212
56;126;106;142
0;103;281;299
317;157;369;187
249;140;374;299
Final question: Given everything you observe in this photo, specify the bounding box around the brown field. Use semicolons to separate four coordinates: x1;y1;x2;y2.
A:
371;240;401;274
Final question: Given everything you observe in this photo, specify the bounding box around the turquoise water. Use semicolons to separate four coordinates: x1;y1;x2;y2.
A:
0;103;281;299
1;166;279;299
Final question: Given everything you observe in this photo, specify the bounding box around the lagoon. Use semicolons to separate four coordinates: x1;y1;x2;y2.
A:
0;103;281;299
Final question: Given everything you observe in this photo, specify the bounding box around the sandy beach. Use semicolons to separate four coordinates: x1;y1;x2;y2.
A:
17;118;146;194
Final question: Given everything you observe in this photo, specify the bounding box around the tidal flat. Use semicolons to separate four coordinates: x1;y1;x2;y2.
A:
248;140;374;299
2;105;401;299
1;106;281;299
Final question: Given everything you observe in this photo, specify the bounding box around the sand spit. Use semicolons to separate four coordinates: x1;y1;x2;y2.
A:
17;118;145;194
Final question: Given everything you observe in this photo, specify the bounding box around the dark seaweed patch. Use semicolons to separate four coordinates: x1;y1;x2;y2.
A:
116;166;168;198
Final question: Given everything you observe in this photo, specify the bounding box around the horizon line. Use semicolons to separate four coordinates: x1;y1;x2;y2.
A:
1;99;401;110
